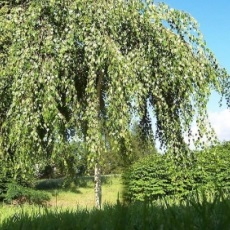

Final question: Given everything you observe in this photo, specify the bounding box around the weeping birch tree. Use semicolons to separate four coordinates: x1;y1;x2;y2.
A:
0;0;229;208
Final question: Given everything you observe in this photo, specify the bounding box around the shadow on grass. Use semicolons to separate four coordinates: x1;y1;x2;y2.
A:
35;177;89;191
35;175;120;192
35;178;65;190
2;196;230;230
74;175;117;188
35;178;82;194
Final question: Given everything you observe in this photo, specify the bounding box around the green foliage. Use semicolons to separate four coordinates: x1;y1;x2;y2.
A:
0;161;35;201
123;142;230;202
38;164;57;179
122;153;192;201
1;0;229;208
0;161;11;200
0;0;229;177
35;178;64;190
100;122;157;174
4;183;50;205
0;174;10;201
194;141;230;191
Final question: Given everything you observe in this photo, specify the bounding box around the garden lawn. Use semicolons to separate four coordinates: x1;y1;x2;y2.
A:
0;175;123;223
46;176;123;208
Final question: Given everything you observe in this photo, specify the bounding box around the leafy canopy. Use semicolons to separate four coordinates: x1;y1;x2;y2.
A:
0;0;229;175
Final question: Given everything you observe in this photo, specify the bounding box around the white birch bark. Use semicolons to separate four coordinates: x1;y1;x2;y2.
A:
94;162;102;208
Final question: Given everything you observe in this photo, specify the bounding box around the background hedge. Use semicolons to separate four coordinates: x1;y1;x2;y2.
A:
122;142;230;202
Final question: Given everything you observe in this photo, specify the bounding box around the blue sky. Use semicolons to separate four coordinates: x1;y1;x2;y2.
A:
155;0;230;141
156;0;230;73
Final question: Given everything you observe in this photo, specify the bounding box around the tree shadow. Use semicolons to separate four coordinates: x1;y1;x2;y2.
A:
35;175;119;195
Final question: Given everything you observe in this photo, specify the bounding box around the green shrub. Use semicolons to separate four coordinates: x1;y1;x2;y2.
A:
0;160;36;201
194;142;230;191
0;175;11;201
0;161;13;201
35;178;64;190
122;142;230;202
4;183;51;205
122;153;179;202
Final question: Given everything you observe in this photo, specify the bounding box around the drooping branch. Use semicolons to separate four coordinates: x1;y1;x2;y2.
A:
0;0;228;181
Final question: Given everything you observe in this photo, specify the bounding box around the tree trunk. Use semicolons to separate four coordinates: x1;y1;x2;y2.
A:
94;162;102;209
94;71;103;208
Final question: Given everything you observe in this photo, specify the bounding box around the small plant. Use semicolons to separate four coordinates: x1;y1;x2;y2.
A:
4;183;50;205
35;178;64;190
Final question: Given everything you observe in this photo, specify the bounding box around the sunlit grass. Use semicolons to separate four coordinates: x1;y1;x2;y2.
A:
0;175;123;223
46;176;123;208
2;176;230;229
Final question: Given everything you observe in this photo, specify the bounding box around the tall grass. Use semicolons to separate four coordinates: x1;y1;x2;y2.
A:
1;192;230;229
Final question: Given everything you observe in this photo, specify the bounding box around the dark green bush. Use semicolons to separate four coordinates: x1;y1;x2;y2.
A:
4;183;51;205
122;142;230;202
0;160;36;202
0;161;13;201
35;178;65;190
122;153;178;202
194;142;230;191
0;174;11;201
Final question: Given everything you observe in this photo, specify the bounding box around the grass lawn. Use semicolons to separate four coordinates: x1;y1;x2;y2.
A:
46;175;122;208
2;176;230;229
0;175;123;224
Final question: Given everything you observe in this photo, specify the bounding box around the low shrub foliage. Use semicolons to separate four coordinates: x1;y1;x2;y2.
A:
35;178;64;190
4;183;50;205
123;142;230;202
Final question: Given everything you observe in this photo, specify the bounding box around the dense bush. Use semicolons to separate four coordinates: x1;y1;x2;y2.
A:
0;170;11;201
0;163;34;201
122;153;194;202
123;142;230;202
194;142;230;191
4;183;51;205
35;178;64;190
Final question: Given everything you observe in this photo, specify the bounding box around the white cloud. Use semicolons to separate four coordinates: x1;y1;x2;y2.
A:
208;109;230;141
153;109;230;151
183;109;230;149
